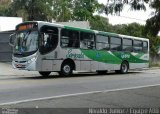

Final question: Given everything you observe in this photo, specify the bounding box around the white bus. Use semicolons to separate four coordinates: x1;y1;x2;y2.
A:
9;21;149;76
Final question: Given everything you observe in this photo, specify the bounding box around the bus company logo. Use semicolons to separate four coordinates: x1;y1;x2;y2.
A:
66;49;84;59
121;53;130;59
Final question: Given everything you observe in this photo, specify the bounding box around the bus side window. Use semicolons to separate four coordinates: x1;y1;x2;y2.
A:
96;34;109;50
143;41;148;53
133;40;143;53
123;38;133;52
80;32;95;49
61;29;79;48
110;36;122;51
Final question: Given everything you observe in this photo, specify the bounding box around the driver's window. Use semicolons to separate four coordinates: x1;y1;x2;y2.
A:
40;26;58;54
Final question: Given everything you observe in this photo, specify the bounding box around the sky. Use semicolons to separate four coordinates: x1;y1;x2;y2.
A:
98;0;154;25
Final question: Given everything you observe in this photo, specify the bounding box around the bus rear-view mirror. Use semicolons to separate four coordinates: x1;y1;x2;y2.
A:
9;33;16;47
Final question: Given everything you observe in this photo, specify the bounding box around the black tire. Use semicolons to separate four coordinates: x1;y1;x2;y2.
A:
59;62;73;76
120;61;129;74
39;71;51;76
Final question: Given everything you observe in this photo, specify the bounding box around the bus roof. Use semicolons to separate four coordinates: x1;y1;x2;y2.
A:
20;21;149;41
119;34;149;41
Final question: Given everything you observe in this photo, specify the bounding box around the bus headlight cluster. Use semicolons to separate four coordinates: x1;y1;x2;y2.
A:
27;57;36;64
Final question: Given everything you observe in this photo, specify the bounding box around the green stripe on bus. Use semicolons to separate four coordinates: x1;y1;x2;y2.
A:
80;49;122;64
80;49;148;64
112;52;148;63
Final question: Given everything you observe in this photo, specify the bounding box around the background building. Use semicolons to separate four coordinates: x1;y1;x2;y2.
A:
0;17;22;61
0;16;22;31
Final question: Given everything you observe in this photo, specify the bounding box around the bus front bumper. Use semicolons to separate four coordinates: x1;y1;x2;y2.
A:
12;57;36;71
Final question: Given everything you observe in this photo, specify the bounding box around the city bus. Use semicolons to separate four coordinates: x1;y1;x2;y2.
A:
9;21;149;76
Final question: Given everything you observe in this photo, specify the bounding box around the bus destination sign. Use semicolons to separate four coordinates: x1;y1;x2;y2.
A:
17;23;38;31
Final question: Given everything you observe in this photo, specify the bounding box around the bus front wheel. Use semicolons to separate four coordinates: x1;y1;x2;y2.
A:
39;71;51;76
59;62;73;76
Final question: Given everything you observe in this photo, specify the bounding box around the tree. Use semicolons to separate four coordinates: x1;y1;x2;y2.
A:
10;0;53;21
90;15;112;32
145;0;160;37
72;0;103;21
52;0;73;22
0;0;11;16
0;0;104;22
105;0;147;15
112;23;145;37
104;0;160;37
51;0;104;22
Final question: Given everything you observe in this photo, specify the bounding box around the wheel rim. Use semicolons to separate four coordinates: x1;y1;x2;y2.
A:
63;65;71;74
122;63;128;73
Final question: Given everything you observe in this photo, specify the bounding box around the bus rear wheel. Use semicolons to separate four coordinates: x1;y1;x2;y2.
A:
118;61;129;74
39;71;51;76
59;62;73;76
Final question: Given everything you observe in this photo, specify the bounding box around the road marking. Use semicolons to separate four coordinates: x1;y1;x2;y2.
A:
1;83;160;106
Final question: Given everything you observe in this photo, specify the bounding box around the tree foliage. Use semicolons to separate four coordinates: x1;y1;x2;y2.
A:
72;0;102;21
52;0;103;22
90;15;112;32
90;16;145;38
105;0;160;37
9;0;53;21
112;23;145;37
2;0;103;22
52;0;73;22
0;0;11;16
145;0;160;37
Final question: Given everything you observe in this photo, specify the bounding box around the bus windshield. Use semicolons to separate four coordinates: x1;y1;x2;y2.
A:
13;30;38;55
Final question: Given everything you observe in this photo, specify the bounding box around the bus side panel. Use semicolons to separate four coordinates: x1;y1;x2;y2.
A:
75;60;81;71
129;52;149;69
130;63;149;69
42;60;53;71
91;61;98;71
98;62;120;71
98;62;109;70
40;59;62;72
80;61;91;71
53;60;62;71
113;64;121;70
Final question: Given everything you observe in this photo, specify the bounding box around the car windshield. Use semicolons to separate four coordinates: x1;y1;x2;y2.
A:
14;30;38;54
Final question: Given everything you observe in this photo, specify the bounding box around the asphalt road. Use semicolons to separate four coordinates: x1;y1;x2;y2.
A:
0;68;160;109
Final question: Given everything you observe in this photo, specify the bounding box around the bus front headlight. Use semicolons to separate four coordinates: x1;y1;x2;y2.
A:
27;57;36;64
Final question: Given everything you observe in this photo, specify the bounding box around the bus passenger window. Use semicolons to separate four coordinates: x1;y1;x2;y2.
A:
61;29;79;48
96;34;109;50
133;40;143;53
123;38;133;52
80;32;95;49
110;37;122;51
143;41;148;53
